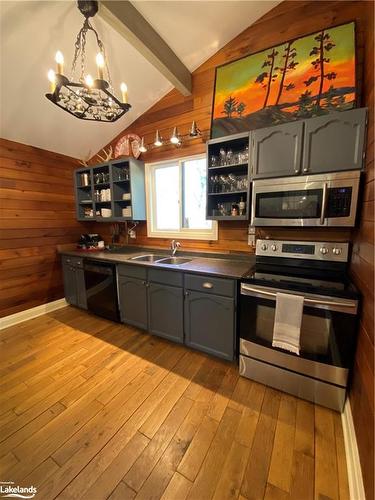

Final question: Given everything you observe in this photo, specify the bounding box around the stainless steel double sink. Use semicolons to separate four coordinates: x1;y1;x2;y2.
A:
130;254;192;265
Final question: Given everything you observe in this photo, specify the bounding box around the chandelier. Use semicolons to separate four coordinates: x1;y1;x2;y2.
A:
45;1;130;123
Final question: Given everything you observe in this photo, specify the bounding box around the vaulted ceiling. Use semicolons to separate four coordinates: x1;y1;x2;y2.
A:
0;0;279;160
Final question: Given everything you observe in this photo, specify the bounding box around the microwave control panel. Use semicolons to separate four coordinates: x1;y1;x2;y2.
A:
326;187;352;217
256;239;349;262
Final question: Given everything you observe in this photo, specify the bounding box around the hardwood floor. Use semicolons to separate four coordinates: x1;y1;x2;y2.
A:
0;307;349;500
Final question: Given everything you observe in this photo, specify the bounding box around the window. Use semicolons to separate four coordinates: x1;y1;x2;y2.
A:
146;155;217;240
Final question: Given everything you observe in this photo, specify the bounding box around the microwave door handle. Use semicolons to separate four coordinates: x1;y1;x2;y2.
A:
320;182;328;225
240;285;357;310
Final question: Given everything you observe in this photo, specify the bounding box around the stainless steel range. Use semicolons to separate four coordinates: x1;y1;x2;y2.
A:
239;239;360;412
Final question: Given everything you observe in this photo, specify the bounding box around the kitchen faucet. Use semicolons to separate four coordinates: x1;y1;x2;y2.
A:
170;240;181;256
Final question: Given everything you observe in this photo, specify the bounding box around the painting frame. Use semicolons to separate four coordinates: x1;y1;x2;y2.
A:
210;21;358;139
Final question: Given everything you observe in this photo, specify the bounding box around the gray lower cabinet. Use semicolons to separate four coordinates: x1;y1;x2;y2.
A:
148;283;184;343
184;290;235;361
62;259;86;309
251;121;304;179
302;108;367;174
118;275;148;330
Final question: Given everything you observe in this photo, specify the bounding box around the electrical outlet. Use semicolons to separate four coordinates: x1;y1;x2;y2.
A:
248;233;255;246
129;230;136;239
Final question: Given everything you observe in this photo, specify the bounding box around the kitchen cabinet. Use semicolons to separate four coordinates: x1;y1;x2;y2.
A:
184;273;236;361
251;121;304;179
62;256;86;309
148;283;184;343
184;291;235;361
206;132;251;220
250;108;367;180
118;275;148;330
302;108;367;174
74;157;146;222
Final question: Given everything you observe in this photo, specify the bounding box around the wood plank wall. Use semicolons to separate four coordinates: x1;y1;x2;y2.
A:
0;139;85;318
88;1;374;497
348;3;374;498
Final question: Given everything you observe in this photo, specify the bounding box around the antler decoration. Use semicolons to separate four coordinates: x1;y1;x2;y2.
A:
78;150;92;167
96;146;113;163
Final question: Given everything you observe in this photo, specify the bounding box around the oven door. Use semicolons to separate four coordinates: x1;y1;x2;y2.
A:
239;283;358;386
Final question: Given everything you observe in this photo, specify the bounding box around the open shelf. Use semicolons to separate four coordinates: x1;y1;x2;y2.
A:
206;132;251;221
74;158;146;222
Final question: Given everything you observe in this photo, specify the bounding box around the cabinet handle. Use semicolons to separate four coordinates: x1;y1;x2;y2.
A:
202;282;213;289
142;280;147;286
303;167;309;172
184;291;190;297
66;259;71;263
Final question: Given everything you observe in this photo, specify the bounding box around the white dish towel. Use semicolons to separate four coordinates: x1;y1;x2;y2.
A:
272;292;304;356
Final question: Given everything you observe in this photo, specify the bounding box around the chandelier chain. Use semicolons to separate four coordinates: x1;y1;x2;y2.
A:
70;18;113;89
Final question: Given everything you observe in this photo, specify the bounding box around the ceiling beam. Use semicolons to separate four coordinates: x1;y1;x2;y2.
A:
98;1;192;96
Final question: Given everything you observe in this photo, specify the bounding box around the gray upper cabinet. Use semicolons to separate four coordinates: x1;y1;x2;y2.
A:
148;283;184;343
74;157;146;222
118;275;148;330
302;108;367;174
251;121;304;179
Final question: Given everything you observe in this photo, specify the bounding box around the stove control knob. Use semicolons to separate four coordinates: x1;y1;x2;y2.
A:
320;247;329;255
271;244;278;252
333;247;342;255
261;243;268;251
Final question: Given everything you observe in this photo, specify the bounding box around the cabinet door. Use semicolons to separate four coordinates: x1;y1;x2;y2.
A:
148;283;183;343
62;263;78;306
184;291;234;361
302;108;367;174
251;121;304;179
118;276;148;330
75;268;87;310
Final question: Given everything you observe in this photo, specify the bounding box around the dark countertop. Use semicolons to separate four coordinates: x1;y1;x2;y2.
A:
60;246;255;279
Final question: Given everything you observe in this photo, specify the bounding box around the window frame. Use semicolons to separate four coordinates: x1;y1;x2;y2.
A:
145;154;218;240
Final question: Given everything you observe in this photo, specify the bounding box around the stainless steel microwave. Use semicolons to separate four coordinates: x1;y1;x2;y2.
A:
251;170;360;227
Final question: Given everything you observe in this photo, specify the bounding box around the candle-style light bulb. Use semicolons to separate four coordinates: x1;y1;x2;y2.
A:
170;126;180;145
154;130;163;147
55;51;64;74
139;137;147;153
85;74;94;88
96;53;105;80
120;82;128;103
47;69;56;93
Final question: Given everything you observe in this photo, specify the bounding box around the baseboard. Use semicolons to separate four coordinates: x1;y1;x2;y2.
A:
0;299;68;330
341;399;366;500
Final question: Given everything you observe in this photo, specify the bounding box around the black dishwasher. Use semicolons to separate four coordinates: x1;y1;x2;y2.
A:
84;260;120;322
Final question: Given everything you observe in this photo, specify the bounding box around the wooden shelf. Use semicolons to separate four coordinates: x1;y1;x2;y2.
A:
208;190;247;196
208;162;248;170
206;215;248;221
113;179;130;183
94;182;110;188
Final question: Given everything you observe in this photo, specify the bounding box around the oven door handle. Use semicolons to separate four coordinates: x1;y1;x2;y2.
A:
240;284;358;313
320;182;328;225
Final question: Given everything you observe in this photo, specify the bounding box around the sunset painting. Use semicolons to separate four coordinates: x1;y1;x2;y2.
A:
211;22;356;138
